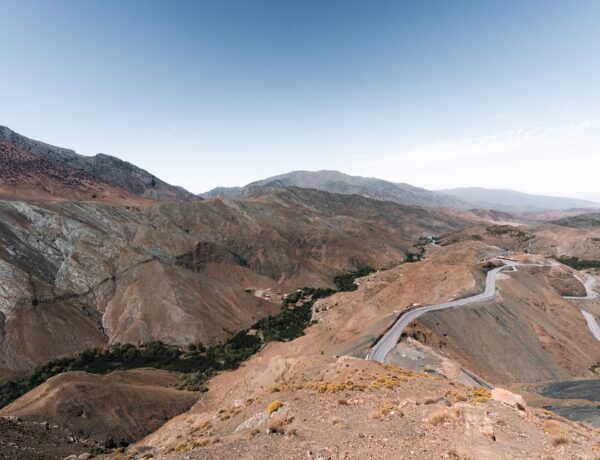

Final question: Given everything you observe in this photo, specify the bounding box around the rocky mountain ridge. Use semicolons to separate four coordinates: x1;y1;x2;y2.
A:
0;140;145;203
0;126;199;202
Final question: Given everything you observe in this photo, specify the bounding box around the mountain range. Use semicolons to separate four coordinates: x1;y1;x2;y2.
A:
1;125;597;214
202;169;599;213
202;170;468;209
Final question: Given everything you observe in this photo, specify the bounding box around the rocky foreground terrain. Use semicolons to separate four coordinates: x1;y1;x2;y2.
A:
0;415;95;460
2;213;600;458
125;359;600;460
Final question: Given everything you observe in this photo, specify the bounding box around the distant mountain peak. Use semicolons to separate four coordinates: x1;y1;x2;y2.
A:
201;170;470;210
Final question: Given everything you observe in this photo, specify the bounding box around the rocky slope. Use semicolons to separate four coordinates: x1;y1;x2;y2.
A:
405;261;600;384
0;141;145;204
0;187;467;380
442;221;600;261
0;369;198;447
0;126;198;202
0;415;96;460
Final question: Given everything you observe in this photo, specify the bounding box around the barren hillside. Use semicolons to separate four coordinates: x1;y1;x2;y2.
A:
442;221;600;261
406;264;600;383
0;141;146;204
0;188;467;380
0;369;198;446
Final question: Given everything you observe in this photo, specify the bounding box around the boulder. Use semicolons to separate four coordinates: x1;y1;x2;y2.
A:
491;388;529;412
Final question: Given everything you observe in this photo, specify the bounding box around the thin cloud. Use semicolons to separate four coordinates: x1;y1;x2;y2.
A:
350;127;549;172
344;120;600;197
349;120;598;172
567;119;600;131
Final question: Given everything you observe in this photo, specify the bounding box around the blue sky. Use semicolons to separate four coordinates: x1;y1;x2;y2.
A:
1;0;599;199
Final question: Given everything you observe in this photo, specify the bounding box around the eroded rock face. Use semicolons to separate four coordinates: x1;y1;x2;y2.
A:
0;200;265;378
0;190;467;379
175;241;248;272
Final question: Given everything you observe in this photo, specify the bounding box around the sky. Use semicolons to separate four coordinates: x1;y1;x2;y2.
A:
1;0;599;200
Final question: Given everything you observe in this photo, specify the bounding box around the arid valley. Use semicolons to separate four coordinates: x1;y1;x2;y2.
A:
0;126;600;459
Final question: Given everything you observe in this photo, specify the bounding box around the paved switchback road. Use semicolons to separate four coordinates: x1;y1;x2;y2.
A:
367;261;599;363
581;310;600;342
563;273;600;341
564;274;598;300
367;261;517;362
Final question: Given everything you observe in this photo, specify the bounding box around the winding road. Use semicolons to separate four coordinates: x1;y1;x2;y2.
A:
564;274;598;300
564;274;600;341
367;261;517;362
367;260;599;363
581;310;600;342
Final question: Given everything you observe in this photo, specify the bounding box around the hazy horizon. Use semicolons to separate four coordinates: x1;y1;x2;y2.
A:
1;0;599;200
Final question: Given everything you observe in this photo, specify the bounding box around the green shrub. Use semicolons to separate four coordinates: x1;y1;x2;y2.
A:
333;267;375;291
486;225;533;241
404;252;422;263
557;256;600;270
